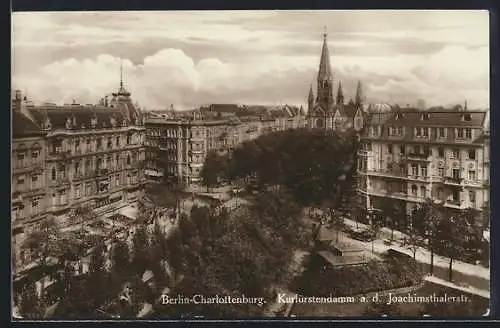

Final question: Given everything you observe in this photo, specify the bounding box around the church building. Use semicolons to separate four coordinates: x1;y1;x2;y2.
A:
306;29;366;132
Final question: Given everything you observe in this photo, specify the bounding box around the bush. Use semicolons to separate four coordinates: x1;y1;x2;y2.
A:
295;257;423;297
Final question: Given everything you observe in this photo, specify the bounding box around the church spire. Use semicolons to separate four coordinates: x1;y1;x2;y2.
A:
354;81;363;108
308;84;314;110
120;58;124;90
464;99;468;111
336;81;344;105
317;26;333;83
316;27;334;111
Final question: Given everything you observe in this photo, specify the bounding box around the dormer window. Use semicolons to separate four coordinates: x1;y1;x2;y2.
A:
43;118;52;130
65;117;72;129
122;119;128;127
110;117;116;127
462;114;471;121
90;116;98;128
395;113;403;120
421;113;430;121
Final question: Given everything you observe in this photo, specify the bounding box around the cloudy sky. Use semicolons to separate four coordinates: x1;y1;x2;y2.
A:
12;10;489;110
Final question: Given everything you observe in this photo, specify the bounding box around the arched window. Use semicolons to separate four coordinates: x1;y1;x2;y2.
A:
96;158;102;170
51;167;56;180
127;155;131;165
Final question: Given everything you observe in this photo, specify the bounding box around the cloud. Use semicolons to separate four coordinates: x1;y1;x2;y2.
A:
11;11;490;109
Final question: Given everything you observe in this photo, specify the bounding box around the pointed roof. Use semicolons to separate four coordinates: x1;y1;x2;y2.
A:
113;59;131;97
336;81;344;104
355;81;363;107
308;84;314;102
317;28;333;82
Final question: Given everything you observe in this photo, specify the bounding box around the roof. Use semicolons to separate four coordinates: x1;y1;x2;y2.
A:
315;226;335;241
365;110;487;128
28;105;128;131
338;104;358;119
206;104;240;113
12;111;43;138
317;33;333;82
317;251;369;268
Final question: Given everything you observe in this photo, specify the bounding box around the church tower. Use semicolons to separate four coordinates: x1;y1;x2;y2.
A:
308;84;315;111
354;80;363;108
316;28;334;111
336;81;344;105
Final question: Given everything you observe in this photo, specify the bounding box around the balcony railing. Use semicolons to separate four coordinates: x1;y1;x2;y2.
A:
406;153;431;161
444;176;463;185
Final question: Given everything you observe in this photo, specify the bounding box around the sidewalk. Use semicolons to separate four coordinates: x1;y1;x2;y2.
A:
340;217;490;281
424;275;490;299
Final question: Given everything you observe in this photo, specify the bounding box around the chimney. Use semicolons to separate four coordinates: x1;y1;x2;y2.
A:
13;90;22;112
105;96;109;107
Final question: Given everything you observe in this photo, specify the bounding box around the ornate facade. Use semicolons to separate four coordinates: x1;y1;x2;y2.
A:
356;107;490;225
306;30;365;132
145;104;306;185
11;76;146;272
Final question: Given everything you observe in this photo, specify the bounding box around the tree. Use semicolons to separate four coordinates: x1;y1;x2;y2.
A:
328;209;345;243
18;280;44;319
89;236;106;275
369;211;384;253
411;200;444;275
200;150;223;191
380;199;404;241
132;224;150;274
22;216;60;296
112;240;130;275
401;224;423;260
438;211;474;282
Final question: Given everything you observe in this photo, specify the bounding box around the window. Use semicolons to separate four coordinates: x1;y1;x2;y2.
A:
468;170;476;181
468;149;476;160
415;127;421;137
397;127;403;135
31;175;38;188
420;186;426;197
423;146;430;156
107;137;113;149
465;128;472;139
411;164;418;176
457;128;464;139
51;167;56;180
399;145;405;155
17;176;25;187
75;185;81;198
438;128;446;138
414;145;421;154
126;135;131;145
438;168;444;177
116;137;120;147
60;165;66;178
411;185;417;196
469;191;476;203
31;199;39;213
423;127;429;137
86;139;91;145
421;113;430;120
438;147;444;157
421;166;428;177
452;169;460;179
127;155;131;165
96;138;102;149
74;162;80;175
463;114;471;121
32;150;39;159
452;149;460;159
387;144;393;154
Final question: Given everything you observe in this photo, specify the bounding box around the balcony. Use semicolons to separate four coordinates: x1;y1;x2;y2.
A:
96;169;109;177
190;148;204;154
444;176;463;186
406;153;431;162
444;199;464;209
357;150;372;157
462;179;485;188
365;170;407;180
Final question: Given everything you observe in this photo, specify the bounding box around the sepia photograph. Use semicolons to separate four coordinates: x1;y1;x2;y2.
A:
11;10;490;319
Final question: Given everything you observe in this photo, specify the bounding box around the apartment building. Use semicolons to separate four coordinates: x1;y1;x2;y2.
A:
144;105;306;186
356;107;490;225
11;82;147;272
